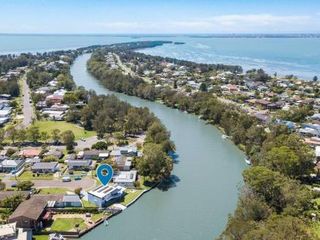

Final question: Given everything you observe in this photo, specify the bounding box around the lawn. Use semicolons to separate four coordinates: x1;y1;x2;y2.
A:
12;171;53;180
91;213;105;223
39;188;69;194
50;218;87;231
33;121;96;140
82;199;97;208
120;189;144;206
33;235;49;240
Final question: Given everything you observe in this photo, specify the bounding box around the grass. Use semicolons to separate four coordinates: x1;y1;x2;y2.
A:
12;171;53;180
91;213;104;222
120;189;145;206
33;120;96;140
50;218;87;231
33;235;49;240
39;188;69;194
82;199;97;208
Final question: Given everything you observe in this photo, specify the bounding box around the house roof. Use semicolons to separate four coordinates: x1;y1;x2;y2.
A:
20;149;41;157
62;194;81;203
0;160;23;168
67;160;92;167
9;195;62;221
0;191;30;201
31;162;58;170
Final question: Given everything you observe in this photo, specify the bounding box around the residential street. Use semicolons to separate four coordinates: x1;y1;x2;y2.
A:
21;74;35;127
3;177;96;191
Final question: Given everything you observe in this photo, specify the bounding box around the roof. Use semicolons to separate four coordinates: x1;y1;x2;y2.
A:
113;170;137;183
0;159;23;168
62;194;81;203
21;149;41;157
88;185;125;199
0;222;16;237
0;191;30;201
68;160;92;167
31;162;58;170
9;195;62;221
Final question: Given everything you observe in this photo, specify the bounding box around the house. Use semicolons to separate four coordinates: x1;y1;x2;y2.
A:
87;185;125;208
31;162;59;173
44;149;63;159
0;159;25;173
113;170;137;188
67;160;92;171
114;156;132;171
119;146;138;156
42;110;65;121
20;149;41;158
54;194;82;208
0;222;32;240
77;150;100;160
8;195;62;229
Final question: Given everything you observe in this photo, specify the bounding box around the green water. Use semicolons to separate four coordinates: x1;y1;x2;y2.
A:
71;54;246;240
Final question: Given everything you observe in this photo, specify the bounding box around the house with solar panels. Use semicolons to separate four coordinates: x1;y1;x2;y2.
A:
87;185;125;208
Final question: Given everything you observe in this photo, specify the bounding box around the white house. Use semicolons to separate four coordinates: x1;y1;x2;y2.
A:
87;185;125;208
113;170;137;188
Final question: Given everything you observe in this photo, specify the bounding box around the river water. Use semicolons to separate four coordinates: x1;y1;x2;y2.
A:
71;54;246;240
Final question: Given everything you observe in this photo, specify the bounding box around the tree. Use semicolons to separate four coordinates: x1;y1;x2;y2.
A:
27;126;40;142
6;125;18;144
243;215;314;240
17;181;34;191
51;129;61;143
0;128;5;146
42;155;58;162
17;129;27;143
40;131;49;143
2;194;24;210
313;76;318;82
136;143;172;181
74;187;82;196
199;82;207;92
61;130;75;151
91;141;109;150
262;146;299;177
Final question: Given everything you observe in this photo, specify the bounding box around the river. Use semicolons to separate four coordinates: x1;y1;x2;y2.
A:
71;53;246;240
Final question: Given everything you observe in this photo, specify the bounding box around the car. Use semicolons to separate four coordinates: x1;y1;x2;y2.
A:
74;176;82;181
62;176;71;182
11;183;17;188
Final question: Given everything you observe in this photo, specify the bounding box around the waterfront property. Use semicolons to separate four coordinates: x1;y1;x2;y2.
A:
87;185;125;208
0;222;32;240
113;170;137;188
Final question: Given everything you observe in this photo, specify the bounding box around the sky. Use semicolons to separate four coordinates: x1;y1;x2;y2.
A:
0;0;320;34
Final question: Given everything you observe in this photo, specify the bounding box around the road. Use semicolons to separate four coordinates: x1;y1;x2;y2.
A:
21;74;35;127
113;53;152;83
3;177;96;191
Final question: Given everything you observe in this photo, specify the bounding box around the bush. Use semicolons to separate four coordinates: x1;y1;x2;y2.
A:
91;141;109;150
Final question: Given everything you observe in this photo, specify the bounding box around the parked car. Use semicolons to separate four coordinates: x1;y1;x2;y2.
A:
62;176;71;182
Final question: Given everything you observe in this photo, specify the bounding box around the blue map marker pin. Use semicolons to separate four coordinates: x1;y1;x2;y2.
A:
96;164;113;186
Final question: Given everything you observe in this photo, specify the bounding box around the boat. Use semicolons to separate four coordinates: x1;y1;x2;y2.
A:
221;135;229;140
104;219;109;226
245;158;252;165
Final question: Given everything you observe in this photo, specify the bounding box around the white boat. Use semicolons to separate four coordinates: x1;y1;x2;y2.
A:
221;135;229;140
245;158;252;165
104;219;109;226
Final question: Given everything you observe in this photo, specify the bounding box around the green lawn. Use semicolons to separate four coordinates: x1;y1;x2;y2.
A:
120;189;144;206
82;200;97;208
50;218;87;231
33;235;49;240
91;213;104;222
39;188;69;194
12;171;53;180
33;121;96;140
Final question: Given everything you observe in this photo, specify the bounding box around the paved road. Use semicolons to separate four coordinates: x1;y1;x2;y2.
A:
21;74;35;127
114;53;152;83
3;177;96;191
